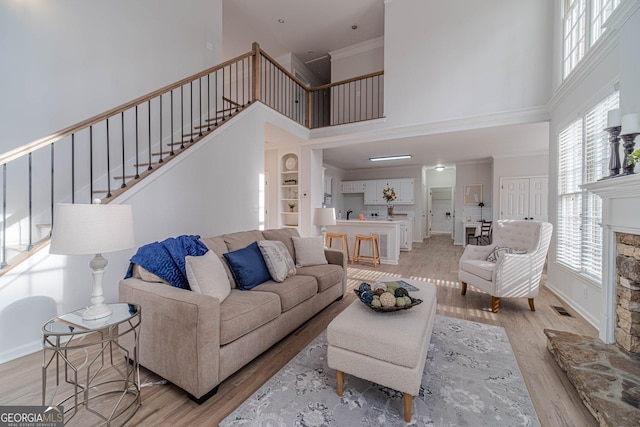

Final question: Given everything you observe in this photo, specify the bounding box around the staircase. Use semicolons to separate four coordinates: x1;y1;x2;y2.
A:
0;42;384;274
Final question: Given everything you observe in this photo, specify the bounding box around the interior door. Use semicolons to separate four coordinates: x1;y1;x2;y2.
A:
529;177;548;222
500;178;529;220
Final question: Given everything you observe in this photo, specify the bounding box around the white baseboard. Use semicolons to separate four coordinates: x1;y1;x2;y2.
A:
544;280;599;329
0;340;40;365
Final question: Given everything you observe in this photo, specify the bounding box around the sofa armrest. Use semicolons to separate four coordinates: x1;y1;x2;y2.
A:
325;248;347;296
119;278;221;399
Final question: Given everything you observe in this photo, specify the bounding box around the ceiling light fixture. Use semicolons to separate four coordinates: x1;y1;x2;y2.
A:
352;25;358;30
278;18;285;23
369;155;412;162
435;165;445;171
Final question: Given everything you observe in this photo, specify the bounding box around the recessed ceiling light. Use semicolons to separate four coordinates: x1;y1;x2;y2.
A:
369;155;412;162
352;24;358;30
435;165;445;171
278;18;285;23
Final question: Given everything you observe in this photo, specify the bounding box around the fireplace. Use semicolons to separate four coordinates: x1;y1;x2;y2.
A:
544;174;640;427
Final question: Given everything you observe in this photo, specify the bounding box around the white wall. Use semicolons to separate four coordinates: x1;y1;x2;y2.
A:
0;0;222;152
330;38;384;82
546;2;640;330
384;0;553;127
0;104;274;363
454;161;493;245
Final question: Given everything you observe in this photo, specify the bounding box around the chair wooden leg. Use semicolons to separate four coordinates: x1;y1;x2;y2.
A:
528;298;536;312
460;281;467;295
403;393;412;422
491;296;500;313
336;370;343;396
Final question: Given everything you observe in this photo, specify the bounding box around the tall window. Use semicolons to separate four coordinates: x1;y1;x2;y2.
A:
557;92;619;280
563;0;620;78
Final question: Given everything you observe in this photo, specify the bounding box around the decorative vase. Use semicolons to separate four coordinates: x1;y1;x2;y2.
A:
387;205;394;218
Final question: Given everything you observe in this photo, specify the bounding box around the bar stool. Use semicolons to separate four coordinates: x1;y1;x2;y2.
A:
352;234;381;267
326;232;351;263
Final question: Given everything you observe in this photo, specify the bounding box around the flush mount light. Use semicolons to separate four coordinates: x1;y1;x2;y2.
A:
278;18;285;23
352;24;358;30
369;155;412;162
435;165;445;171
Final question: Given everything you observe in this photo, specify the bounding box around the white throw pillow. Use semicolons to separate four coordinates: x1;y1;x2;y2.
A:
185;251;231;302
258;240;296;282
292;236;328;268
486;246;527;263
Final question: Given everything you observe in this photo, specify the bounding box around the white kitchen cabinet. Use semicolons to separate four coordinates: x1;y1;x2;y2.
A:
341;181;366;193
397;179;414;204
363;178;414;205
364;181;379;204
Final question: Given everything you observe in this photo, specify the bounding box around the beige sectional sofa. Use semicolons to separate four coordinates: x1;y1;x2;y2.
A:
119;228;346;403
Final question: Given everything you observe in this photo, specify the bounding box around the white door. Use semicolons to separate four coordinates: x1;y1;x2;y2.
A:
529;177;548;222
429;187;453;234
500;178;529;221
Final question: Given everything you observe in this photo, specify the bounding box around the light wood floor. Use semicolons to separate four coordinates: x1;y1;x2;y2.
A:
0;235;598;426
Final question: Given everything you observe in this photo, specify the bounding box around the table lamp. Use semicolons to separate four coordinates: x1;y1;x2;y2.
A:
314;207;336;246
50;201;135;320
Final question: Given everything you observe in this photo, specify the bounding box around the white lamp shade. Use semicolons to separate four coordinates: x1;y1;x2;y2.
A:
50;203;135;255
314;207;336;226
621;113;639;134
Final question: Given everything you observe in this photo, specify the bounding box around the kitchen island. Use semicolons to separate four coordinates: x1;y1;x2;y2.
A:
327;220;401;265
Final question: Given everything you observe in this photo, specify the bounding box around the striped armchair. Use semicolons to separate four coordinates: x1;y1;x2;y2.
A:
458;220;553;313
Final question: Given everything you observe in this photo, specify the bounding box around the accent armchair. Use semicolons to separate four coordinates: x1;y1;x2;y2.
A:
458;220;552;313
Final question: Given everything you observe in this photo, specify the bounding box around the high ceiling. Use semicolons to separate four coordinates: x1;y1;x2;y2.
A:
224;0;549;171
223;0;384;84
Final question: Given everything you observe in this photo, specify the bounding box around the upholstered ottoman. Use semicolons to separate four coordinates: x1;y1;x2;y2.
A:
327;278;437;422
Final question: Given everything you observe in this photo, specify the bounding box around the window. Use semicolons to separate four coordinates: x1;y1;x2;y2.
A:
557;92;619;280
562;0;620;78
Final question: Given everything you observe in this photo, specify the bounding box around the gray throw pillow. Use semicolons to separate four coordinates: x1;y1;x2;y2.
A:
258;240;296;282
185;251;231;302
292;236;328;268
487;246;527;263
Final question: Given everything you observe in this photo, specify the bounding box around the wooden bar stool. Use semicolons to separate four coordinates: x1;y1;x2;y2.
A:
326;232;351;263
352;234;381;267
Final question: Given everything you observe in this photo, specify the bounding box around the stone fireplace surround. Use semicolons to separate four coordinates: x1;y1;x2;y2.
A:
545;174;640;427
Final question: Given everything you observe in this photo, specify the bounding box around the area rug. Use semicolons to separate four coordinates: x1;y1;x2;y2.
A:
220;315;540;426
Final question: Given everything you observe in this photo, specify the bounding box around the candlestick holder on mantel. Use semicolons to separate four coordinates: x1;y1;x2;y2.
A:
602;126;621;179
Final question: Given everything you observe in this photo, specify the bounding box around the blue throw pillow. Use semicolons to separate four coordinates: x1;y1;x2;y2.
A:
223;242;272;290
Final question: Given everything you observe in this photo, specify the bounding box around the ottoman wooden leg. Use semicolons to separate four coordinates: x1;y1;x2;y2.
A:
403;393;412;422
336;370;343;396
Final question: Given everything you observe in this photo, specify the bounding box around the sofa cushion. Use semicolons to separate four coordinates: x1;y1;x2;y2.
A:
258;240;296;282
220;290;281;345
223;242;271;290
200;236;237;289
262;228;300;259
251;275;317;312
461;259;495;281
292;236;328;267
223;230;265;252
185;251;231;302
296;264;344;293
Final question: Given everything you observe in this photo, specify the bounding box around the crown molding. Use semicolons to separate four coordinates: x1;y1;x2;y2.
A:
329;36;384;61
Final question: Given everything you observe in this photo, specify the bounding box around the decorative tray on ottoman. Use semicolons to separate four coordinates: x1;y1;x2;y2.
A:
354;281;423;312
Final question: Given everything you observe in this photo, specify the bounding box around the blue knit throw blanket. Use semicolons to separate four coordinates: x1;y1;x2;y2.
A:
125;235;209;289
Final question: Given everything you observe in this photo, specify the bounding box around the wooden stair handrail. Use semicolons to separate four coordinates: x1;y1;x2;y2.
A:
0;50;254;167
309;70;384;92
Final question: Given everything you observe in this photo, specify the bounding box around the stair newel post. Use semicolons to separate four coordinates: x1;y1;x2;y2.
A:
306;84;312;129
1;164;6;268
252;42;260;104
121;111;127;188
214;70;218;126
147;100;152;171
222;66;226;121
170;91;175;155
235;61;239;112
190;82;194;142
198;77;203;137
27;152;33;250
206;74;211;131
106;118;112;198
50;143;54;233
134;106;140;179
158;95;164;164
242;57;246;107
180;86;185;149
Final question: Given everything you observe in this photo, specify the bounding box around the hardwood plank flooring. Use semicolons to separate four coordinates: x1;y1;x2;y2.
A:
0;235;598;426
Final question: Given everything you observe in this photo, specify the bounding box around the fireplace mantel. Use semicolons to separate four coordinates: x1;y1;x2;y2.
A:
582;173;640;343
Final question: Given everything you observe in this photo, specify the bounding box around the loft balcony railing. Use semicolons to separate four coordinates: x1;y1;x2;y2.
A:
0;42;384;273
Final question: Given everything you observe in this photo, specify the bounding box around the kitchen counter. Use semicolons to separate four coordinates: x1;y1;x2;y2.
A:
327;220;401;265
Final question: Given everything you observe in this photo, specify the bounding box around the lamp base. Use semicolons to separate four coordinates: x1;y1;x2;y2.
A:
82;303;112;320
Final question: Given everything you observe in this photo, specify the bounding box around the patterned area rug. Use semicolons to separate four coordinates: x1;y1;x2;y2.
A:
220;315;540;426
